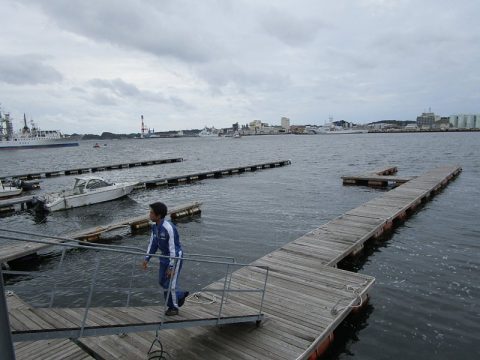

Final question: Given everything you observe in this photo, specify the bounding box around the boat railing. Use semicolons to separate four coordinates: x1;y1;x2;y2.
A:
0;227;269;339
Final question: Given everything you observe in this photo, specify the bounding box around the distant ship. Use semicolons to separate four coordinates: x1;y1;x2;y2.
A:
198;126;219;137
0;110;79;150
316;117;368;135
317;125;368;135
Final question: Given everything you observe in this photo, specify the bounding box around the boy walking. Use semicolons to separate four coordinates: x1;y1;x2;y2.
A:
142;202;189;316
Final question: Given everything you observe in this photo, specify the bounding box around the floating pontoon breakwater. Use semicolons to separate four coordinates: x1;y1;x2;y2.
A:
0;158;184;181
3;164;461;359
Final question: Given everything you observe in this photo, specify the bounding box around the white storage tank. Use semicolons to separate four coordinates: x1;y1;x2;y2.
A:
457;114;467;128
466;114;475;128
449;115;458;128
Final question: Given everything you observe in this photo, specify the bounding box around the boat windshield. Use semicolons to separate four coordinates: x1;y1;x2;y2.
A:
85;179;112;189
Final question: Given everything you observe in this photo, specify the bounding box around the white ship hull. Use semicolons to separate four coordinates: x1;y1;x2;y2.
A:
318;128;368;135
0;138;79;149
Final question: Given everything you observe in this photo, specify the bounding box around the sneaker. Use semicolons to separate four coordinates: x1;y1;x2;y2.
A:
165;308;178;316
178;292;189;308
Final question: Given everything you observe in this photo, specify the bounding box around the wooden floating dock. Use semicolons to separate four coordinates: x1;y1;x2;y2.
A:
69;201;202;242
0;195;36;214
0;157;183;181
341;165;416;187
0;202;201;266
5;164;461;359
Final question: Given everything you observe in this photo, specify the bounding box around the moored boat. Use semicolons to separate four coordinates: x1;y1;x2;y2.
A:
35;176;138;212
0;180;22;198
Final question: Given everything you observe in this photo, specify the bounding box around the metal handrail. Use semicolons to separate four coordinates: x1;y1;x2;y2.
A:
0;228;237;262
0;230;269;341
0;233;249;266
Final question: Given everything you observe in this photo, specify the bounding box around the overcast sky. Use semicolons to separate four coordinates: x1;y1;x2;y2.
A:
0;0;479;134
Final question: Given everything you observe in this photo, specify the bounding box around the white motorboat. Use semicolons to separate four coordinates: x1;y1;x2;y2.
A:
0;180;22;198
37;176;138;212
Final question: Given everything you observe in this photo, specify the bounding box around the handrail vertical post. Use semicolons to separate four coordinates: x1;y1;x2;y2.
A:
217;263;230;324
49;247;67;308
79;252;100;338
258;267;269;319
125;255;136;307
0;267;16;360
160;257;177;325
224;259;235;304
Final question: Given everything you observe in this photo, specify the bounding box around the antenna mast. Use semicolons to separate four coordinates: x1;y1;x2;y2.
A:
140;115;147;138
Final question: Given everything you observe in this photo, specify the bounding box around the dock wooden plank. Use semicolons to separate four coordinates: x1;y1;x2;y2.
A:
14;339;94;360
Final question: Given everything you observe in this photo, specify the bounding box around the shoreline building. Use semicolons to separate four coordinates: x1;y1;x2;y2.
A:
449;114;479;129
416;111;439;129
281;117;290;132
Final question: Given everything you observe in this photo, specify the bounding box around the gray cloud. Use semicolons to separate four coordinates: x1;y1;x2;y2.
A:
20;0;220;63
0;55;62;85
91;91;118;106
85;78;191;109
197;60;291;94
260;8;325;47
88;78;141;97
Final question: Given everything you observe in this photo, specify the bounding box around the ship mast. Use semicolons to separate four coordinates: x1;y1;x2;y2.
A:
22;113;30;134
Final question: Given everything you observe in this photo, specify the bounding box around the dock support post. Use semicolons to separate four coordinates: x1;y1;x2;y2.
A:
0;267;16;360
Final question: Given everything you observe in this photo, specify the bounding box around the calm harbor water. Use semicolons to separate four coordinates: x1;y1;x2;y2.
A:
1;133;479;359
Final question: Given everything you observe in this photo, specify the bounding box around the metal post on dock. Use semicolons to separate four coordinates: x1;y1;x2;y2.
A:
0;267;16;360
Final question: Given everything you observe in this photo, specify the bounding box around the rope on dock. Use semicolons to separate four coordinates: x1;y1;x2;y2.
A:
330;280;369;315
185;291;218;305
147;330;172;360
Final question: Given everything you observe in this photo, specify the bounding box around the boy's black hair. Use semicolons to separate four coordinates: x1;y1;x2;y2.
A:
150;202;168;218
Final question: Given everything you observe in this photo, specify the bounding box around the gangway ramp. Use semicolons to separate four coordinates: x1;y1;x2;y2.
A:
9;301;264;342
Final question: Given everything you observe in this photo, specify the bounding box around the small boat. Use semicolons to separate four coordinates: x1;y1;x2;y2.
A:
3;178;40;191
36;176;138;212
0;180;23;198
93;143;101;148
